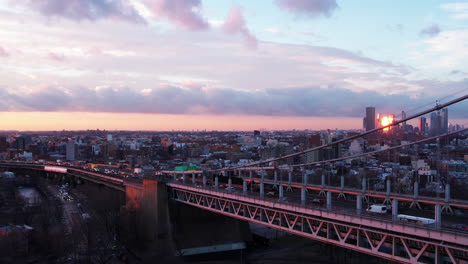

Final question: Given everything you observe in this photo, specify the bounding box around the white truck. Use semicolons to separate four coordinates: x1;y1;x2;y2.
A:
366;204;392;214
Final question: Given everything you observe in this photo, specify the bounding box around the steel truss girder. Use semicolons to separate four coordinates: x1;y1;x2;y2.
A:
171;188;468;264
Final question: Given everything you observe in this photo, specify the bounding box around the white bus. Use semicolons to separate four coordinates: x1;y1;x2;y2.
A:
397;214;435;225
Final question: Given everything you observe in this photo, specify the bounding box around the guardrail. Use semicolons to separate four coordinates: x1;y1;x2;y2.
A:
166;179;468;236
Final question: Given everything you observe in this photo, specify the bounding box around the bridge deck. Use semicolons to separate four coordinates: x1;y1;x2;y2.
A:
169;182;468;264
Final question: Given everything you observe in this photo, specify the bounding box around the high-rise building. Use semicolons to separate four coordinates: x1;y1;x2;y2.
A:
66;141;78;161
401;110;407;130
15;136;26;151
429;108;449;136
365;107;376;131
419;117;427;134
430;112;440;136
0;136;7;152
440;108;448;133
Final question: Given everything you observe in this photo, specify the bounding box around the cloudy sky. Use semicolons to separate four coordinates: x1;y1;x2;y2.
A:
0;0;467;130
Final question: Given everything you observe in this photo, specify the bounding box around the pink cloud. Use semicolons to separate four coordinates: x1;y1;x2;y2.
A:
6;84;466;119
87;47;103;56
223;6;258;49
0;46;9;57
48;52;66;62
16;0;145;23
144;0;208;31
276;0;338;18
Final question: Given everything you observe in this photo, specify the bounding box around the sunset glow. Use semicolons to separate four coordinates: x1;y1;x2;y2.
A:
380;115;394;132
0;112;363;131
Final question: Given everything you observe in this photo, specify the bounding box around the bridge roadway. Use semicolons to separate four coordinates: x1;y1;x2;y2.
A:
167;180;468;264
0;162;125;191
163;170;468;212
259;179;468;210
2;162;466;230
170;174;468;233
4;161;467;211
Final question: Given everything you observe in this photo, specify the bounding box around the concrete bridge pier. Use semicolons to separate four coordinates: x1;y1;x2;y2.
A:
319;174;326;196
384;179;391;204
273;170;278;189
279;184;284;200
126;180;251;260
260;181;265;198
326;191;332;210
286;170;293;192
356;195;362;215
243;180;247;194
338;175;346;199
392;199;398;221
361;177;369;202
228;178;232;191
249;170;252;181
192;173;196;185
435;203;442;228
442;184;453;214
215;176;219;190
182;174;187;183
301;187;306;205
202;175;207;187
124;180;176;259
303;173;309;194
410;182;421;209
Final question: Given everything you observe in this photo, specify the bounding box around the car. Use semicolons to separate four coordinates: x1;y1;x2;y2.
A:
312;199;325;206
266;191;276;196
82;213;91;220
225;186;235;191
451;224;468;231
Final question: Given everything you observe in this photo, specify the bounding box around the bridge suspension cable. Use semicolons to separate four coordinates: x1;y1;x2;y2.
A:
290;126;467;168
396;87;468;119
208;93;467;172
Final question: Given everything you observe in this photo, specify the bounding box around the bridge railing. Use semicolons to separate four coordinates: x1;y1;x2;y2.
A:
165;177;468;236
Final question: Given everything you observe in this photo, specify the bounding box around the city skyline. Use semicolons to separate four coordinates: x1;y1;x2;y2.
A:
0;0;467;130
